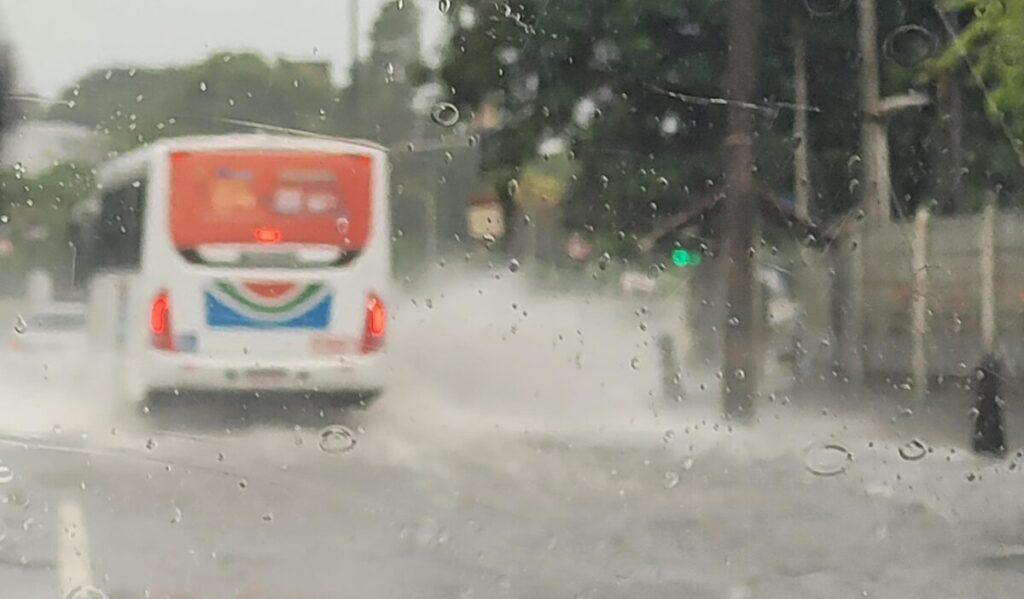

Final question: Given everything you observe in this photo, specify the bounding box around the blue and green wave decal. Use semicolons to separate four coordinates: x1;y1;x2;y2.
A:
204;280;331;329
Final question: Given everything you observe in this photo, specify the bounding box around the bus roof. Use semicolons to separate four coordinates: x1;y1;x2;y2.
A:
97;134;388;187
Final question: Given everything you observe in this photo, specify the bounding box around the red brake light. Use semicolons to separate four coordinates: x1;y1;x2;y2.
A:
150;290;174;350
254;227;282;244
362;293;385;353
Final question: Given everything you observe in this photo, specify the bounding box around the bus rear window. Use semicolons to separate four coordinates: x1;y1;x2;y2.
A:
169;150;373;262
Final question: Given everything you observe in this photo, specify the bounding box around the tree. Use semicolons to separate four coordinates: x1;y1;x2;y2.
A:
0;162;94;293
47;53;342;151
340;0;423;144
937;0;1024;135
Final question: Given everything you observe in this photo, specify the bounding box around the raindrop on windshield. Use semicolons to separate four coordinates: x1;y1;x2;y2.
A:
145;437;157;451
428;100;460;126
508;258;520;273
898;439;928;461
0;462;15;484
199;81;208;92
336;216;350;234
630;357;640;370
662;471;680;489
804;443;852;476
66;586;108;599
507;178;519;197
13;314;26;335
883;25;937;68
802;0;852;17
656;176;669;189
319;424;358;454
438;0;452;13
974;0;1005;18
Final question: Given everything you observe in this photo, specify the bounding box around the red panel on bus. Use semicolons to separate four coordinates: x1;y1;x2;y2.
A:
169;150;373;250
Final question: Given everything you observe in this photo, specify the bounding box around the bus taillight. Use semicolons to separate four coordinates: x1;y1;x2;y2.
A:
150;290;174;351
362;293;385;353
254;227;282;244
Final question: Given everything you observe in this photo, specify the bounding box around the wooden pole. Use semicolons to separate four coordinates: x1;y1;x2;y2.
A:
980;192;996;353
793;18;812;222
721;0;760;420
911;205;929;399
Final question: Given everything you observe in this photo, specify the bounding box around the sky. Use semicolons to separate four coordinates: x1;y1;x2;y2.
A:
0;0;446;97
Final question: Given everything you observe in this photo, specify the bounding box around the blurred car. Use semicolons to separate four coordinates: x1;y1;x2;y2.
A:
7;302;87;357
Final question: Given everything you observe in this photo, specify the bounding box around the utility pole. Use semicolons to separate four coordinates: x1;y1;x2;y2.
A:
792;17;811;222
721;0;759;420
842;0;930;385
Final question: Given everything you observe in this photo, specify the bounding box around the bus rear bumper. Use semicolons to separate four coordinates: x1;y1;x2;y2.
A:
127;351;388;400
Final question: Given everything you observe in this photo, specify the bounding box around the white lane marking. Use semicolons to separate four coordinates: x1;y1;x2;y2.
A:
56;500;94;598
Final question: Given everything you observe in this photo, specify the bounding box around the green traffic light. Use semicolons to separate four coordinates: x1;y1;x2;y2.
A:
671;248;701;267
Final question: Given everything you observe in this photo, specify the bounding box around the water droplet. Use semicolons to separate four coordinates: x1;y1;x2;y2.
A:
335;216;350;234
974;0;1005;18
13;314;26;335
733;369;746;381
199;81;208;92
682;458;694;471
145;438;157;451
802;0;852;17
662;471;680;489
848;179;860;194
66;586;108;599
656;176;669;189
883;25;937;67
898;439;927;461
438;0;452;13
599;175;609;189
507;178;519;197
804;443;852;476
319;424;357;454
508;258;520;273
630;357;640;370
238;478;248;489
262;512;274;523
727;316;740;327
0;462;12;484
662;430;675;443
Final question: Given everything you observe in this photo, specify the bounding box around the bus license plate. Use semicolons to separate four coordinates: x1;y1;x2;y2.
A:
246;368;288;384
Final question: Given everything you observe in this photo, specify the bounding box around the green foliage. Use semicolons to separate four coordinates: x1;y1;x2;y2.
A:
937;0;1024;130
0;162;95;287
436;0;881;244
47;53;343;151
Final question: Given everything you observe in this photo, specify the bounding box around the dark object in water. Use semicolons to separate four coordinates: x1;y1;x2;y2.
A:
973;354;1006;456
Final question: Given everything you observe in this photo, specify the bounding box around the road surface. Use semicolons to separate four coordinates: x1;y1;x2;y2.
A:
0;272;1021;598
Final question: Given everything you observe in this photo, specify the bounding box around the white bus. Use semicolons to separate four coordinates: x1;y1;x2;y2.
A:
72;135;391;406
